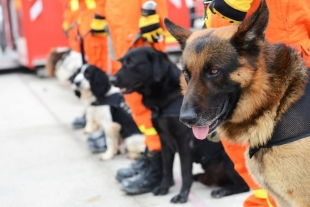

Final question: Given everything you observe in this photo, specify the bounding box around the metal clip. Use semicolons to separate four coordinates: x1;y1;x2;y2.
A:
203;0;212;22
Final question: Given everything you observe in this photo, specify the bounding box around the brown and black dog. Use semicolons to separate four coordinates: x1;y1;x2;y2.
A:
165;0;310;206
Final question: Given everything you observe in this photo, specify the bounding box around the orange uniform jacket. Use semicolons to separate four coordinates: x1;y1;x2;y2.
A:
60;0;80;52
78;0;108;71
208;0;310;68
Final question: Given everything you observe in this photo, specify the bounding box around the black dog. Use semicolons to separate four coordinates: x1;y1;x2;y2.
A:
110;47;249;203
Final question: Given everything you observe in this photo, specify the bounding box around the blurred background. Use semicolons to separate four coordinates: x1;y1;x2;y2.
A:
0;0;205;71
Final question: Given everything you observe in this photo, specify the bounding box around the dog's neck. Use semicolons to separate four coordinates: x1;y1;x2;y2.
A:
140;65;182;110
219;43;308;148
106;86;120;96
80;90;97;106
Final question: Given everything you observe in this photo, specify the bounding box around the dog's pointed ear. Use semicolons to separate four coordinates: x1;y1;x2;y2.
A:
164;18;192;49
232;0;269;52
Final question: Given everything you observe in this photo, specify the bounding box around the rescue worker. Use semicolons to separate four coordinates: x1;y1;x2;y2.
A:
205;0;310;206
60;0;86;129
105;0;168;195
60;0;109;152
61;0;80;52
77;0;110;152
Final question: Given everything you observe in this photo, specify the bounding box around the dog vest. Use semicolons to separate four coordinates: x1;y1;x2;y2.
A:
249;78;310;158
92;93;141;138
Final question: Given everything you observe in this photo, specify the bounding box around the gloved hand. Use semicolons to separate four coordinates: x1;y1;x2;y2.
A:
90;14;107;36
62;20;70;37
138;1;164;43
207;0;246;24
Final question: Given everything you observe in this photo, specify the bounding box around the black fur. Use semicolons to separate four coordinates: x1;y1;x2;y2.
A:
111;47;249;203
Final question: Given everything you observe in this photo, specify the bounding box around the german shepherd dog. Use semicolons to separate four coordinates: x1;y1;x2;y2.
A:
165;0;310;206
110;47;249;203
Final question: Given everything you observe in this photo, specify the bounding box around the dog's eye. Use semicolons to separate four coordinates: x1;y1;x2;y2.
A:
84;71;91;78
127;60;134;67
210;69;219;76
182;71;190;84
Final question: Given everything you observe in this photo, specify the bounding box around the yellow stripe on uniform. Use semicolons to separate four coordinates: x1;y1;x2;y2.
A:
254;189;268;199
138;125;158;136
253;189;275;207
85;0;96;10
70;0;79;11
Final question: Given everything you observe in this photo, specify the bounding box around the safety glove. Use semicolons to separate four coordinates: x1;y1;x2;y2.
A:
138;1;164;43
90;14;107;36
62;20;69;33
208;0;244;24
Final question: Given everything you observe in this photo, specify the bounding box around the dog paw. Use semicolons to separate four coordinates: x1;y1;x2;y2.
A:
211;186;250;198
100;152;114;161
83;128;92;134
170;194;188;203
152;186;169;196
193;173;202;181
126;152;139;159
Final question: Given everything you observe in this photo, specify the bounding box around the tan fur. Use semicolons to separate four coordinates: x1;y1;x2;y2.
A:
45;48;70;77
247;139;310;207
100;123;122;160
180;75;187;95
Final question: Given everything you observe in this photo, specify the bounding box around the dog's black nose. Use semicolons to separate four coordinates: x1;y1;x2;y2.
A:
109;76;118;85
75;81;81;87
179;108;199;126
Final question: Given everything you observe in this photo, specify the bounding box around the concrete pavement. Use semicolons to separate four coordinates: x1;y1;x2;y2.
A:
0;71;251;207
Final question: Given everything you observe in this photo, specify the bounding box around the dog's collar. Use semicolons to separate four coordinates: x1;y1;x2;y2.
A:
249;77;310;159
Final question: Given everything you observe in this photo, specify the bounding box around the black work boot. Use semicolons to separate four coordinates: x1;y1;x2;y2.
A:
72;114;86;129
87;131;107;153
116;148;149;182
121;151;163;195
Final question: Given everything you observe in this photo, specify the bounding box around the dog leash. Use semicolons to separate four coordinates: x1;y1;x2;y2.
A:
203;0;212;28
78;30;87;65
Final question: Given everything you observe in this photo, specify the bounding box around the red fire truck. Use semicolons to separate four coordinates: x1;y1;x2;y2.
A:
0;0;67;70
0;0;202;71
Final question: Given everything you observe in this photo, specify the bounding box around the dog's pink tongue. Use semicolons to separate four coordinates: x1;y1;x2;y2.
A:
192;126;210;140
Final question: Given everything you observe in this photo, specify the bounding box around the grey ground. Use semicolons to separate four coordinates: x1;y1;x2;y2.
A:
0;71;252;207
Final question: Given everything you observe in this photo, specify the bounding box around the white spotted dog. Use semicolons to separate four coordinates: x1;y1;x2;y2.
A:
45;48;83;85
70;64;145;160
